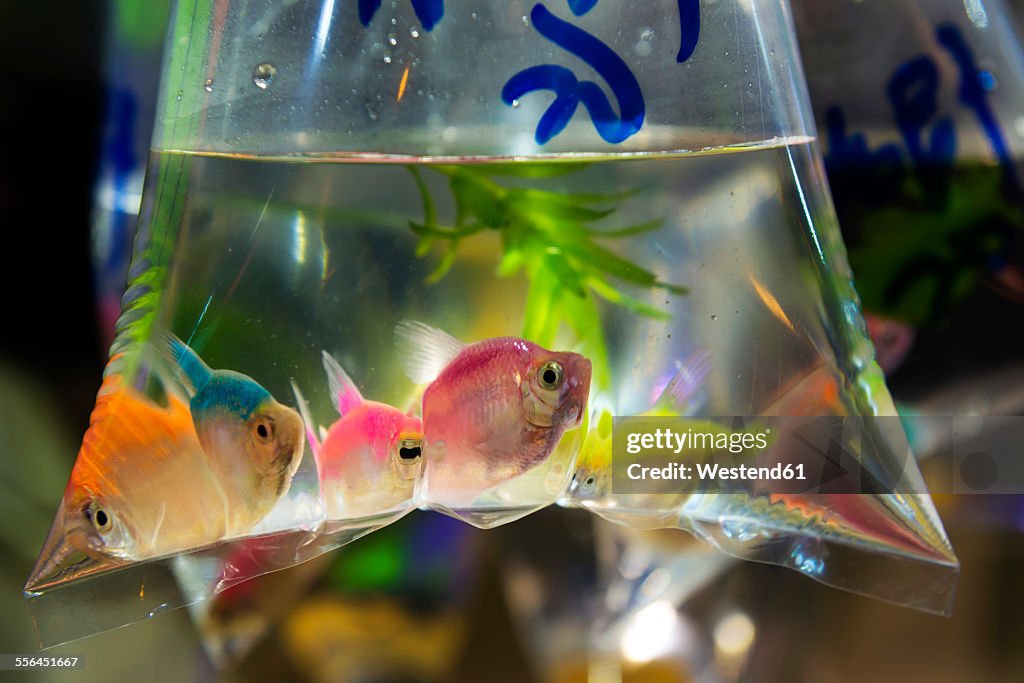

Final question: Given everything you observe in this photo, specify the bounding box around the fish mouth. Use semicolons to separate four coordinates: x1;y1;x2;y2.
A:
24;511;126;594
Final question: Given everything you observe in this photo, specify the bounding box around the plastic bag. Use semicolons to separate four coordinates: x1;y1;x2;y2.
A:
27;0;957;647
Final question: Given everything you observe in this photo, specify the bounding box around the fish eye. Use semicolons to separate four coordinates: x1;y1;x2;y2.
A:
88;504;113;534
398;438;423;461
538;361;564;390
253;417;274;443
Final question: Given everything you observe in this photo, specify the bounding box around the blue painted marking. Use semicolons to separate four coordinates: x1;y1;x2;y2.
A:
886;56;956;168
676;0;700;62
825;106;904;175
566;0;597;16
358;0;444;31
937;24;1017;187
503;4;644;144
357;0;380;27
411;0;444;30
827;24;1016;194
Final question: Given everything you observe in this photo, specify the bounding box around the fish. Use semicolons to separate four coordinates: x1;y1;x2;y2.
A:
292;351;423;519
26;340;306;592
27;374;234;589
164;335;305;530
396;320;591;502
568;349;712;504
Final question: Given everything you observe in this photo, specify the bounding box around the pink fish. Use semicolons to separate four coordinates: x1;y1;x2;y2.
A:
293;352;422;519
397;321;592;504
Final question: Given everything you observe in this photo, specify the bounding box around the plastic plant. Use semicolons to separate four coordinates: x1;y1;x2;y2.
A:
407;164;687;389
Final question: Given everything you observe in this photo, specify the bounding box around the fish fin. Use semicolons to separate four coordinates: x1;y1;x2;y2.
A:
657;348;712;414
156;332;213;393
395;320;466;384
405;400;421;418
321;351;364;417
290;380;322;461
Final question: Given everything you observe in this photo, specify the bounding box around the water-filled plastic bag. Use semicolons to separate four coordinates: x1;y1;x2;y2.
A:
27;0;958;646
792;0;1024;335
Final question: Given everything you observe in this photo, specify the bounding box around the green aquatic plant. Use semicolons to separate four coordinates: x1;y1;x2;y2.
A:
407;164;687;388
837;164;1024;327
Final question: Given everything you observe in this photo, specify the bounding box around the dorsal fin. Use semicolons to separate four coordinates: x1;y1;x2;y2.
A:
157;332;213;393
322;351;364;417
656;348;711;414
394;320;466;384
290;380;322;462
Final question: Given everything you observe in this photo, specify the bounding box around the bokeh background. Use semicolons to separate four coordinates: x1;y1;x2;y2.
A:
2;1;1024;682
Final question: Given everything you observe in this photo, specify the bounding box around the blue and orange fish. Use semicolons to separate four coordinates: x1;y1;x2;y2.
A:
26;339;304;591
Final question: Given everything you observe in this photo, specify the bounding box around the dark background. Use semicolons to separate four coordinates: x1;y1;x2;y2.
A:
0;2;108;425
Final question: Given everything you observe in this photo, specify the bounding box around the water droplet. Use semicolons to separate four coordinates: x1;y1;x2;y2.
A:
365;101;380;120
383;54;392;64
522;15;529;25
409;28;420;38
511;99;520;108
634;40;652;57
175;90;183;101
252;63;276;89
387;33;398;46
203;79;214;92
641;28;655;40
471;12;478;19
710;314;719;321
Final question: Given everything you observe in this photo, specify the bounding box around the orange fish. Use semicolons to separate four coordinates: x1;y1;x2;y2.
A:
27;339;305;591
26;375;230;589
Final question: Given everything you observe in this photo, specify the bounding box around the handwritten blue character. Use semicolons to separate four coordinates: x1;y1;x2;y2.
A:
566;0;597;15
565;0;700;62
358;0;444;31
676;0;700;62
502;3;644;144
937;24;1018;190
886;56;956;169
